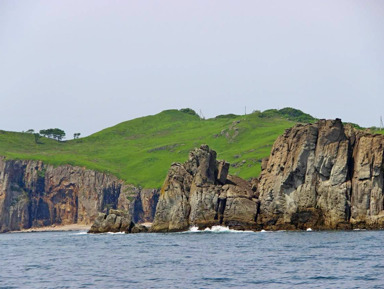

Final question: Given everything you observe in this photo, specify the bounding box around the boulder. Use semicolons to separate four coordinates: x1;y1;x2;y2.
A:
130;224;149;233
88;209;134;233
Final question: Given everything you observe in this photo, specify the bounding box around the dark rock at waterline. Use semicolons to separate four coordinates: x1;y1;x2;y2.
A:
88;209;151;234
130;224;149;233
88;209;134;233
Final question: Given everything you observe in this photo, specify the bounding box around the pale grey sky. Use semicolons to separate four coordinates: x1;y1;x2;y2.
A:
1;0;383;138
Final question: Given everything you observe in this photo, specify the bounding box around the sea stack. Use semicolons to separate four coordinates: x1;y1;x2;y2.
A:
151;144;260;232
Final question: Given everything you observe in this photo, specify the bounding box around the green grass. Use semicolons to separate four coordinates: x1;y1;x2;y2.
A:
0;108;316;188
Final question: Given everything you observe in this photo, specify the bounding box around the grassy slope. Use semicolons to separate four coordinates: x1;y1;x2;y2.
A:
0;108;315;188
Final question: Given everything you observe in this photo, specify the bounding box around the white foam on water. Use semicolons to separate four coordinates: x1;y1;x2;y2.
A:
260;229;267;232
189;226;200;232
73;231;88;235
184;225;253;233
306;228;313;231
106;232;125;235
204;226;232;232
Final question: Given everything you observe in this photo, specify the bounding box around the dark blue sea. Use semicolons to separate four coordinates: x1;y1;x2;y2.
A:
1;226;383;288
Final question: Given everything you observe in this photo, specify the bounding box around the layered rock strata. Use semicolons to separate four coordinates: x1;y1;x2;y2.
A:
257;119;384;230
0;157;158;232
151;145;259;232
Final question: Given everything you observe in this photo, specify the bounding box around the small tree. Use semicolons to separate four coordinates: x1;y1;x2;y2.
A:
39;129;49;138
52;128;65;141
26;129;34;134
39;128;65;141
73;133;81;139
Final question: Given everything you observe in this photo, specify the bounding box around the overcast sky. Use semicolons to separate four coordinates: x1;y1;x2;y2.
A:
1;1;383;138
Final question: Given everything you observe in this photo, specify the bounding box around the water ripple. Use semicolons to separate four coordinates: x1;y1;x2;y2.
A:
1;230;384;288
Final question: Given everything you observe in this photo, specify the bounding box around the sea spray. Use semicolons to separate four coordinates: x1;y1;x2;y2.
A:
184;225;254;233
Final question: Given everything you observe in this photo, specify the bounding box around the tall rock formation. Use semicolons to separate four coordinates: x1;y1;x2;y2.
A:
151;145;259;232
257;119;384;230
152;120;384;233
350;133;384;227
0;157;159;232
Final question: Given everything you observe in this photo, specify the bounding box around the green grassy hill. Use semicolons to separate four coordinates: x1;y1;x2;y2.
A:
0;108;317;188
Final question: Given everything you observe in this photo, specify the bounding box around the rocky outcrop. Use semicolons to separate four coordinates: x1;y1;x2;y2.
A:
0;157;159;232
257;119;384;230
88;209;150;234
151;145;259;232
88;209;134;233
152;120;384;232
87;189;159;233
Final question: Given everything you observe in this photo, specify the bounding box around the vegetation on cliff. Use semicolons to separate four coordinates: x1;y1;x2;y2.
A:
0;107;320;188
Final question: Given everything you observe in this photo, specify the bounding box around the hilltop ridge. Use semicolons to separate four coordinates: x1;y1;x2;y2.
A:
0;107;365;188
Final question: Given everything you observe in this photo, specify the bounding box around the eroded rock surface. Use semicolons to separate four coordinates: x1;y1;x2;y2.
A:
151;145;259;232
257;119;384;230
4;119;384;233
153;120;384;232
0;158;159;232
88;209;134;233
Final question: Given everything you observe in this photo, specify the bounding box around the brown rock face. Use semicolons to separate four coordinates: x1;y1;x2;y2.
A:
257;119;384;230
0;157;159;232
151;145;259;232
350;134;384;227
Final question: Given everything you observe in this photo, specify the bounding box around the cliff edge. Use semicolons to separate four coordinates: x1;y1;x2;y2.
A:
0;158;158;232
257;119;384;230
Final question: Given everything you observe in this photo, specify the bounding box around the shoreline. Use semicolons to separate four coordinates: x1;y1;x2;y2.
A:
11;224;91;233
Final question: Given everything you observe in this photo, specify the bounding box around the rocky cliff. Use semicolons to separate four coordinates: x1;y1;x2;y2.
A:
7;118;383;233
257;119;384;230
0;157;159;232
151;120;384;232
151;145;260;232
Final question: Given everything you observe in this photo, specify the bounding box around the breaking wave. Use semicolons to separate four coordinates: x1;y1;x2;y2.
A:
184;225;254;233
72;231;88;235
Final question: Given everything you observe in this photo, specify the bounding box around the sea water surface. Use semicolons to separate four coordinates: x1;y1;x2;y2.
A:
1;227;383;288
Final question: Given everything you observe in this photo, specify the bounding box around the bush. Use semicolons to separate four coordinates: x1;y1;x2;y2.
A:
260;107;316;123
179;108;198;116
